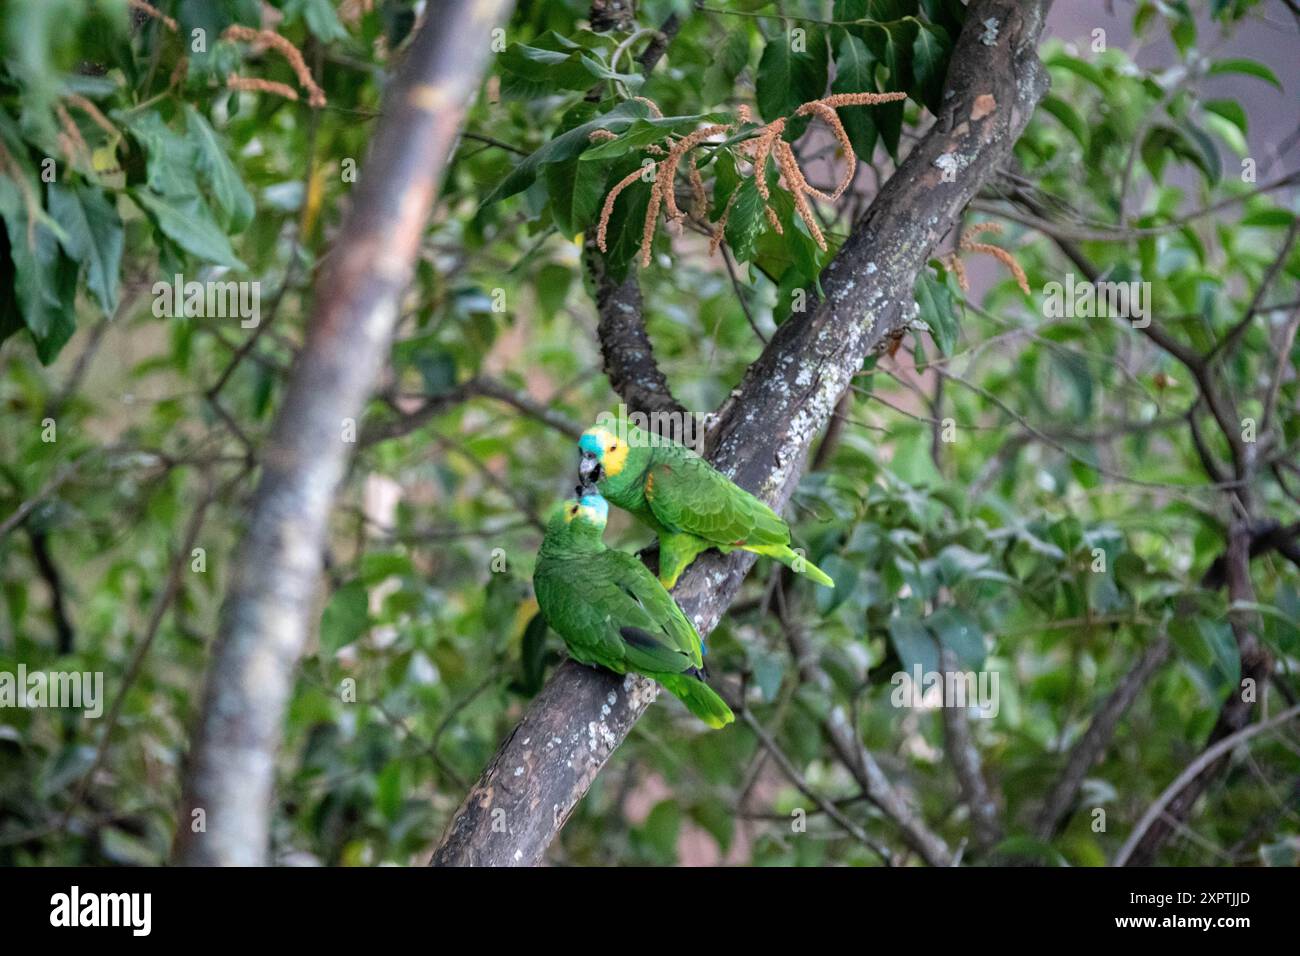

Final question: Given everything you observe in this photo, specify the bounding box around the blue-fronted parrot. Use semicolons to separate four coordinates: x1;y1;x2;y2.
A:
532;492;734;728
577;422;835;590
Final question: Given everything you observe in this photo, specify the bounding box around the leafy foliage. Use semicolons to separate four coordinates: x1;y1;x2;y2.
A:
1;0;1297;868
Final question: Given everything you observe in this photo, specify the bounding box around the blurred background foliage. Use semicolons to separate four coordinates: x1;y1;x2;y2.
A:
0;0;1298;866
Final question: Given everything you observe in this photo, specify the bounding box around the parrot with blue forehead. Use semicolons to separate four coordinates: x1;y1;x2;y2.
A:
532;491;734;728
578;422;835;590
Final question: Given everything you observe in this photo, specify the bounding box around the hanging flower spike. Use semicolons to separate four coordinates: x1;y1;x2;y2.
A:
687;153;708;220
223;25;327;108
775;139;826;250
710;189;741;256
631;96;664;119
657;124;730;224
949;221;1031;295
963;241;1030;294
747;117;786;236
65;95;117;140
794;92;906;201
596;167;646;253
227;74;300;102
943;252;969;292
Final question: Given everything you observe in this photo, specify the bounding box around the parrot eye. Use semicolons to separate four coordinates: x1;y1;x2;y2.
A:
608;444;616;452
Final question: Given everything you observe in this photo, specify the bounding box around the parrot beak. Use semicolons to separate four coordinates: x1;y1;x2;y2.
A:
579;450;602;484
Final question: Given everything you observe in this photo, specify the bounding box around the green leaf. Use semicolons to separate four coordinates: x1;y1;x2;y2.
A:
598;154;652;279
860;23;907;156
0;187;77;362
914;270;957;355
1141;124;1220;186
755;27;828;122
1039;95;1088;148
888;615;940;675
320;580;369;653
1202;98;1247;135
702;28;750;105
909;19;948;113
1206;57;1282;89
185;106;255;233
1043;53;1108;93
286;0;348;42
1240;208;1296;228
578;114;720;162
122;110;197;198
831;34;878;160
130;189;246;269
925;606;985;669
481;99;656;207
1181;120;1222;184
48;182;122;315
498;34;642;98
723;175;766;262
546;157;607;236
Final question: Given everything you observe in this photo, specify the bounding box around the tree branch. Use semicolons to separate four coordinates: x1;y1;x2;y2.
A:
582;5;687;420
1122;521;1276;865
1033;632;1172;840
173;0;514;866
430;0;1051;867
939;648;1003;854
1114;702;1300;867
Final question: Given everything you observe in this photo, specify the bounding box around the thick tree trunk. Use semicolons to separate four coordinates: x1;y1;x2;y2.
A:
431;0;1052;867
174;0;514;866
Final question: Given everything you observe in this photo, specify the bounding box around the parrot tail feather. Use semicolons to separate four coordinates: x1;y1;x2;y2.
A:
742;543;836;588
658;674;735;728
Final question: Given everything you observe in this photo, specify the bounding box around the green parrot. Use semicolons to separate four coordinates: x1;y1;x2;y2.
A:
577;422;836;590
533;492;734;729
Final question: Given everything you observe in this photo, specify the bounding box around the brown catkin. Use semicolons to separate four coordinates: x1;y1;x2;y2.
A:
710;188;741;255
960;221;1004;245
65;95;117;139
963;241;1030;294
945;253;969;292
596;167;646;253
226;73;300;102
749;118;785;203
591;88;905;269
777;141;826;249
818;91;907;109
631;96;664;119
55;103;90;163
640;175;662;267
223;25;326;108
657;123;730;223
795;100;855;200
169;55;189;89
588;129;619;143
687;153;708;219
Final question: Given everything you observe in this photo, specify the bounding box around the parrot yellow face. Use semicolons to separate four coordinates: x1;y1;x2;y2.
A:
579;427;629;482
563;493;609;529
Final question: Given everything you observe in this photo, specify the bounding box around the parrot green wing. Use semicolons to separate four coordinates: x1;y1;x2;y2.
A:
643;451;789;548
534;557;626;669
602;549;704;669
535;551;703;675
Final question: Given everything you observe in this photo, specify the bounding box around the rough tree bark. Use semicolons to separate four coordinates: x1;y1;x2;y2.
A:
430;0;1052;867
173;0;514;866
